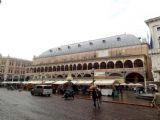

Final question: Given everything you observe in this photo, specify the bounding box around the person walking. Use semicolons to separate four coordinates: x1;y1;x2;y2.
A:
92;88;97;108
96;88;102;104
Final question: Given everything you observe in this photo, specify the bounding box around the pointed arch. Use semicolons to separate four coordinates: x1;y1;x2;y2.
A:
84;74;92;77
77;74;82;78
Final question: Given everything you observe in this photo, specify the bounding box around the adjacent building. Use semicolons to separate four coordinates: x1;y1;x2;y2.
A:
0;55;32;82
145;16;160;82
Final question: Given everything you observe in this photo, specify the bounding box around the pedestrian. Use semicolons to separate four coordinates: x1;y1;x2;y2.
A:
92;88;97;107
96;88;102;104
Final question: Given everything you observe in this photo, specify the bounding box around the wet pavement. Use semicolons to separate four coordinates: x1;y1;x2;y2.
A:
0;88;159;120
76;91;153;107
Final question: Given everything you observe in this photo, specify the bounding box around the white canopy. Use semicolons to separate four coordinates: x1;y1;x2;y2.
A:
1;81;21;84
44;80;56;84
27;81;43;84
75;80;93;85
94;80;115;85
53;80;68;85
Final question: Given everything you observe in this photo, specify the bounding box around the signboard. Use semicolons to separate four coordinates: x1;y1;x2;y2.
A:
94;72;106;77
96;50;108;58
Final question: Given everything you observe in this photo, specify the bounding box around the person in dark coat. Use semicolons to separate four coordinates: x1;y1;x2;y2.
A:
92;88;97;107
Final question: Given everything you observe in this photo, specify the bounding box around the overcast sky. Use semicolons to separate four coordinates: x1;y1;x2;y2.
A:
0;0;160;60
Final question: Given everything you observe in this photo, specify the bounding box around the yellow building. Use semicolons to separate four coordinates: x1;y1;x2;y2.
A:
26;34;151;86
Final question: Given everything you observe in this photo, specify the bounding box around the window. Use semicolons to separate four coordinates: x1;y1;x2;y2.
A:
68;46;71;49
78;44;81;47
58;48;61;50
49;49;52;52
157;27;160;31
102;40;106;43
117;37;121;41
89;42;93;45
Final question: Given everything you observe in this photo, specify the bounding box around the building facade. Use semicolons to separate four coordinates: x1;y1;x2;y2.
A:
26;34;151;86
146;16;160;82
145;16;160;49
0;55;32;82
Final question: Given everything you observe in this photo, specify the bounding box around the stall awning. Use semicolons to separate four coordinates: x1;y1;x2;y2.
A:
53;80;68;85
75;80;93;85
94;80;115;85
27;81;43;84
44;80;56;84
1;81;21;84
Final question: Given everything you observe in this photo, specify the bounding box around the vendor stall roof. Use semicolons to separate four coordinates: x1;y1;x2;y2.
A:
94;80;115;85
53;80;68;85
75;80;93;85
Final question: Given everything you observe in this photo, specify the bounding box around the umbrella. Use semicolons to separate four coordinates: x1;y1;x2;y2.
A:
89;85;97;90
134;83;143;86
120;83;127;85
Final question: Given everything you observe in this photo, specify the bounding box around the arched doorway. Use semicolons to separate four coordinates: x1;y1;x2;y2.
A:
125;72;144;83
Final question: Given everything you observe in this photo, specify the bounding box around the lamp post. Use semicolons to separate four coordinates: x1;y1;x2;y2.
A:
92;68;95;85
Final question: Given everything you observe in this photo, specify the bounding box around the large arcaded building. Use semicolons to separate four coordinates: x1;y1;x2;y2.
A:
26;34;151;86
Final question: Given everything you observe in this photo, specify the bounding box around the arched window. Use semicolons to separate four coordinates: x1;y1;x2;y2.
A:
53;66;56;71
73;64;76;71
61;65;64;71
45;67;48;72
48;67;52;72
100;62;106;69
83;63;87;70
115;61;123;68
134;59;143;67
124;60;133;68
107;61;114;69
41;67;44;72
93;62;99;69
57;66;60;71
37;67;40;72
88;63;92;70
69;65;72;71
65;65;69;71
77;64;82;70
34;68;36;73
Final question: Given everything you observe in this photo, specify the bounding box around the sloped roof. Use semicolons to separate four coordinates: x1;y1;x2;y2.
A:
38;34;141;58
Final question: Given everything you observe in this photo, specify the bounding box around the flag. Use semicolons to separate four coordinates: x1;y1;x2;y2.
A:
147;32;153;49
149;35;153;49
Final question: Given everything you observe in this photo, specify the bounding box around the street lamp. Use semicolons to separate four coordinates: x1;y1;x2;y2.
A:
92;68;95;85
